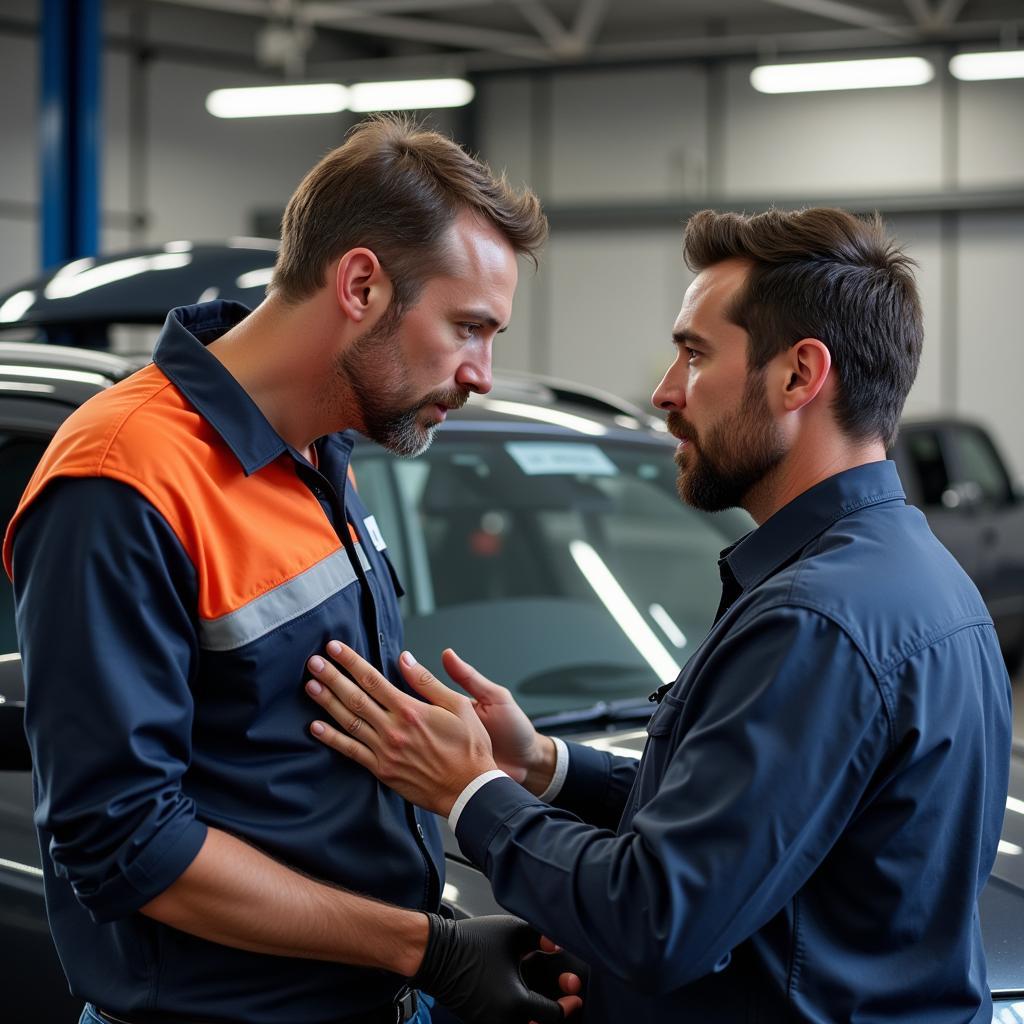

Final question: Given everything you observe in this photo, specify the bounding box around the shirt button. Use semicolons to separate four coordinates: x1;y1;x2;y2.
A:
379;631;385;645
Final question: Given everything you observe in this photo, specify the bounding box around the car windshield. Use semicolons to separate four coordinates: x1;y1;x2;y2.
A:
350;432;752;718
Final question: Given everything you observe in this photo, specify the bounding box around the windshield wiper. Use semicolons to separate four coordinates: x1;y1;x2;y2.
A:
531;697;654;731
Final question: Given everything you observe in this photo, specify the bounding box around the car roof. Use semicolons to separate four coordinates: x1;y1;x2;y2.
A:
0;241;279;329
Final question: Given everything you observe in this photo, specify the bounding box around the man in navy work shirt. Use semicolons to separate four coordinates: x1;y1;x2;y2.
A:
5;118;582;1024
304;207;1014;1022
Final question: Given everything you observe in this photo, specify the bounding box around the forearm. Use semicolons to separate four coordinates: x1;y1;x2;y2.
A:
142;827;428;976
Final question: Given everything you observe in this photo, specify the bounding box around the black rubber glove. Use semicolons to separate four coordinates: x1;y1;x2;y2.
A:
411;913;565;1024
521;946;589;1002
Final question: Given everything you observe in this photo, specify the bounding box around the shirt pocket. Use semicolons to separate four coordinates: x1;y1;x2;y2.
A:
646;691;687;736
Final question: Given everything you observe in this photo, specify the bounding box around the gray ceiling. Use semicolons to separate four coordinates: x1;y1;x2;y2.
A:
138;0;1024;78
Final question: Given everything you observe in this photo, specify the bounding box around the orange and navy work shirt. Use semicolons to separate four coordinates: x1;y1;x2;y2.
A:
3;302;443;1023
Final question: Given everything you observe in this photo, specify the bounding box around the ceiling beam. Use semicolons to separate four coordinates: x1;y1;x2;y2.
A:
760;0;910;34
571;0;609;51
517;1;570;52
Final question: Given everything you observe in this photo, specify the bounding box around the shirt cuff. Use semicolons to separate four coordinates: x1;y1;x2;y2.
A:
537;736;569;802
448;770;509;833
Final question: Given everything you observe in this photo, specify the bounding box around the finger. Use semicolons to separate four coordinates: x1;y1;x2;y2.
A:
398;651;468;715
441;648;506;702
323;642;405;712
558;994;584;1017
521;990;564;1024
559;972;582;995
539;935;560;953
305;662;387;735
309;719;378;771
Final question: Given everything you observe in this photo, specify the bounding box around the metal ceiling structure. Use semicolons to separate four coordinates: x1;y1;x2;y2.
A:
141;0;1024;79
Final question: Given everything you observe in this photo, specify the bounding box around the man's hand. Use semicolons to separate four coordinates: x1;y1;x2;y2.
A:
441;649;557;795
412;914;582;1024
305;642;496;816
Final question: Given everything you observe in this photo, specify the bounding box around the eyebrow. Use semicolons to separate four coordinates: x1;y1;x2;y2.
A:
458;310;509;334
672;328;713;348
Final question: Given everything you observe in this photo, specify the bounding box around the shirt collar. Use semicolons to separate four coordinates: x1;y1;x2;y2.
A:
724;460;907;591
153;300;291;475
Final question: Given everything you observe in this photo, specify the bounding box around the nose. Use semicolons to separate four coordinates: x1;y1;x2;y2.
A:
652;358;686;412
456;343;493;396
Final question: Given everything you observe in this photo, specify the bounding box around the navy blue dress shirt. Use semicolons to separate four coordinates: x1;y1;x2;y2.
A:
455;460;1013;1023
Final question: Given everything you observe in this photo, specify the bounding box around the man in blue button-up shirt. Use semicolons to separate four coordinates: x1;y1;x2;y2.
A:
307;207;1013;1022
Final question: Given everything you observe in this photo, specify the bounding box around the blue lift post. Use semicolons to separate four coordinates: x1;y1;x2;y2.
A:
41;0;102;272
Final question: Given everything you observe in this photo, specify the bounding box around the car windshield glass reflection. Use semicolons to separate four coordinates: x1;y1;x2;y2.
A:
351;436;751;718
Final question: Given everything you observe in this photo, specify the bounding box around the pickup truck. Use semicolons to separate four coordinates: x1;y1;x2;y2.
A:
890;419;1024;674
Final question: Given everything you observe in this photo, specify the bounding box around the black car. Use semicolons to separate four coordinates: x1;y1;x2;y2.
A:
1;247;1023;1020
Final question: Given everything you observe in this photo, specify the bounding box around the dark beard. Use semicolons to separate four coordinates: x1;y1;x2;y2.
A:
669;371;786;513
338;309;468;457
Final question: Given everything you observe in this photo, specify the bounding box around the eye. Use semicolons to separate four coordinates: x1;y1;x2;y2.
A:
685;347;700;362
458;322;481;339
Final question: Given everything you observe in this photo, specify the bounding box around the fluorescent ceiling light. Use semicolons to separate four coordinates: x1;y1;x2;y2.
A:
206;83;349;118
348;78;475;112
950;49;1024;81
751;57;934;94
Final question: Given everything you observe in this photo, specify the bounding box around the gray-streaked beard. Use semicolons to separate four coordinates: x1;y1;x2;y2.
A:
336;311;468;458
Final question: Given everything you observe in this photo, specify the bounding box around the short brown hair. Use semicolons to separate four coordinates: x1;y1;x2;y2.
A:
271;114;547;311
683;207;922;448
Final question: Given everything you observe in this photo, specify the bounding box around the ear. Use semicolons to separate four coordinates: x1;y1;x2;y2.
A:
333;248;392;324
779;338;832;414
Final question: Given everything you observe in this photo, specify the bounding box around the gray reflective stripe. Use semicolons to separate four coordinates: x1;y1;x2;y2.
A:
199;545;371;652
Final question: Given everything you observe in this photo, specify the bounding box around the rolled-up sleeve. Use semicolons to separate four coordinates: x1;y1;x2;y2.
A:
454;605;890;993
11;476;207;922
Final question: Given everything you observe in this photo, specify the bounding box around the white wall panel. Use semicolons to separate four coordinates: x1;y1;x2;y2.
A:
545;229;692;407
956;212;1024;480
886;214;944;419
548;67;709;203
0;218;36;290
721;55;944;198
957;78;1024;189
477;76;536;197
0;33;37;206
144;61;353;245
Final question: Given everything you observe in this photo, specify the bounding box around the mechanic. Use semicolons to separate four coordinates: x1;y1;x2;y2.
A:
3;117;582;1024
303;207;1014;1023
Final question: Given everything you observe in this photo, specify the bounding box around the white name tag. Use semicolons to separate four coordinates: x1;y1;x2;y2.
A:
363;515;387;552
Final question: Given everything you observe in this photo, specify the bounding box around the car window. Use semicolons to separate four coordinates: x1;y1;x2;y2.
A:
0;433;49;654
901;429;949;508
948;425;1013;506
352;435;752;717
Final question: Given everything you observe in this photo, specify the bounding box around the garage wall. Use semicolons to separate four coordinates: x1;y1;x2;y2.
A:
477;59;1024;480
0;8;1021;477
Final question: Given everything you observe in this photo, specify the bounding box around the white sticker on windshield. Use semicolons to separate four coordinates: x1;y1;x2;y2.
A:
505;442;618;477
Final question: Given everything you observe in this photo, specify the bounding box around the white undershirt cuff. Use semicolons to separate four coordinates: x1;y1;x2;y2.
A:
538;736;569;803
448;769;509;833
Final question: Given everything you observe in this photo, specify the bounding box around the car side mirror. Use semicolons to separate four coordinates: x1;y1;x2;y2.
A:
0;695;30;770
0;657;31;771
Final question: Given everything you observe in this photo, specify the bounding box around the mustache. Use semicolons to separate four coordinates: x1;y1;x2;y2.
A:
666;411;697;443
422;386;471;412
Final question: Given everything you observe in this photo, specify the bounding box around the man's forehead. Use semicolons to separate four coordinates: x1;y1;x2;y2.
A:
675;259;750;330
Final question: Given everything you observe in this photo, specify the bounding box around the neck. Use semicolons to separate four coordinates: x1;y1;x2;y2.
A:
743;432;887;526
207;292;355;453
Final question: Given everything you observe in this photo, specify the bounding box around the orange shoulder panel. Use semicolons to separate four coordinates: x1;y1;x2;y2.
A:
4;366;344;621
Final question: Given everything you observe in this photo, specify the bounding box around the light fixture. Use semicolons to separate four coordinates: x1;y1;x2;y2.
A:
205;78;475;119
949;49;1024;81
348;78;475;112
750;56;934;94
206;83;349;119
